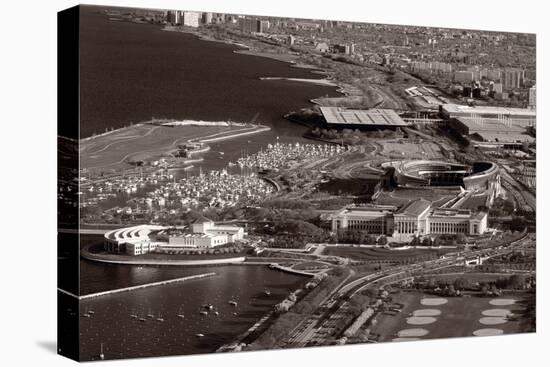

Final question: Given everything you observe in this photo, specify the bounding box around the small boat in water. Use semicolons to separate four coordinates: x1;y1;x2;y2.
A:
264;289;271;296
130;314;138;319
200;311;208;316
177;306;185;318
214;311;219;316
88;310;95;315
195;333;204;338
82;313;91;318
139;318;146;322
203;304;214;310
228;300;238;306
156;312;164;322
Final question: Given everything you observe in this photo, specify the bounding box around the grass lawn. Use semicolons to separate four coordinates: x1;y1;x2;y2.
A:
323;246;451;261
292;261;330;270
370;290;535;342
422;272;525;284
80;124;260;172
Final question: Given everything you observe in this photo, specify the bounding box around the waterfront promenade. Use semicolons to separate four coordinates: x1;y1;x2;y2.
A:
81;244;247;266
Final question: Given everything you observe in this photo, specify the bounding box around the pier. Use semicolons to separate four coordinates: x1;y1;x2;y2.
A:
269;263;316;277
63;272;217;300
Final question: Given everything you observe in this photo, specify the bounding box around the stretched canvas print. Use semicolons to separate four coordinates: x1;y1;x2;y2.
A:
57;4;537;362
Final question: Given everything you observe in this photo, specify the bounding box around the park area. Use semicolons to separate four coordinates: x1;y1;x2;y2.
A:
322;246;452;263
377;139;445;160
369;290;535;343
375;187;458;208
80;123;263;173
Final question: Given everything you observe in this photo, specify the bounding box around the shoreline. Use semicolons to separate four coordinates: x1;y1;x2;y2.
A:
195;124;271;143
81;244;248;266
80;122;147;143
259;76;338;87
82;24;346;144
80;123;270;173
161;25;346;96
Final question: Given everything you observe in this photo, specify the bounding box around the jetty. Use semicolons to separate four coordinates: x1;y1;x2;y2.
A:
60;272;217;300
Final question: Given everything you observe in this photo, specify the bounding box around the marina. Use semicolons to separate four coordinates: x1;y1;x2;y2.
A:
78;262;307;360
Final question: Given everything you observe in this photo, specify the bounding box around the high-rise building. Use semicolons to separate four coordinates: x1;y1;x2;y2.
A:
492;83;503;94
166;10;180;25
486;69;501;81
287;35;295;46
257;20;270;33
453;70;474;84
182;11;200;27
529;85;536;109
202;12;213;24
502;68;524;89
239;17;256;33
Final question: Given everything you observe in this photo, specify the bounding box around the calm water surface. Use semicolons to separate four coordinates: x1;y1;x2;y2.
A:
79;6;339;138
76;5;335;360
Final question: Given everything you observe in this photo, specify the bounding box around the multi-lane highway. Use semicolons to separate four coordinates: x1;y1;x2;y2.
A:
282;232;533;347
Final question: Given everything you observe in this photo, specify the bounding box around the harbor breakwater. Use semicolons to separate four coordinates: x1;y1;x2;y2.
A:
62;272;217;300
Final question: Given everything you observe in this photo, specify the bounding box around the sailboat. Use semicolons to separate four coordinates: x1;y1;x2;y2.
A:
156;312;165;322
99;343;105;360
177;306;185;318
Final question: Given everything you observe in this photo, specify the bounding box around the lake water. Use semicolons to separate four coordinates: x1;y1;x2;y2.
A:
79;6;339;139
77;235;306;360
75;5;337;359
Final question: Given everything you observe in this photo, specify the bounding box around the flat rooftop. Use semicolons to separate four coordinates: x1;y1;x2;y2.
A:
455;117;535;143
396;199;432;217
456;117;530;132
320;107;409;127
473;131;535;144
442;104;536;119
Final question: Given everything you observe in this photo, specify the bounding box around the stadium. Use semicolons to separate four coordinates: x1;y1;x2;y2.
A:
383;160;499;190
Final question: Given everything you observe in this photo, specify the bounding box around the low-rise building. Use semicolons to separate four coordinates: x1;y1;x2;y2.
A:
329;199;488;238
330;205;397;235
104;218;245;256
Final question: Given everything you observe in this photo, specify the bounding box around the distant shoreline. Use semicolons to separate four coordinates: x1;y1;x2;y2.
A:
161;26;343;94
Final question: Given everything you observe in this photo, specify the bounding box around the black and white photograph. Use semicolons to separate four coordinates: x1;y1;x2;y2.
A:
2;1;547;366
56;2;539;362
